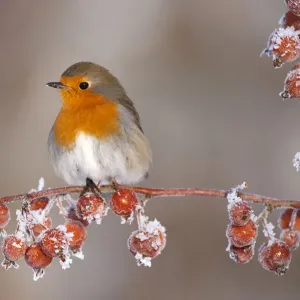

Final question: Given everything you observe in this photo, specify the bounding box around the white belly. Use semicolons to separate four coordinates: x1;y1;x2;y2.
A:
48;132;150;185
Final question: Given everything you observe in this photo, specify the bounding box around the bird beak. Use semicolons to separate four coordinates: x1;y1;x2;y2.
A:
46;82;69;90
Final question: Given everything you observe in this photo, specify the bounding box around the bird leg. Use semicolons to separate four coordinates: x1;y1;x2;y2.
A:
110;178;121;192
80;178;102;196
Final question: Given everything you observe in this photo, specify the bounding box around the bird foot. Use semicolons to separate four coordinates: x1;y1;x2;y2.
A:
111;178;121;192
80;178;103;197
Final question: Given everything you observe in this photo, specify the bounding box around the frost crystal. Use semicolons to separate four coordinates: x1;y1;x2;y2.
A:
136;232;149;241
56;225;74;242
135;253;152;267
1;259;19;270
28;177;45;194
94;214;102;225
38;177;45;191
120;211;135;225
145;219;166;236
16;209;29;241
30;209;46;225
263;221;276;239
59;252;73;270
227;182;248;210
33;269;45;281
72;248;84;260
94;206;109;225
270;26;300;51
0;230;7;239
293;152;300;171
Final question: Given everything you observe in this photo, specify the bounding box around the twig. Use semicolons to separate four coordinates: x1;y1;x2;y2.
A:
0;185;299;209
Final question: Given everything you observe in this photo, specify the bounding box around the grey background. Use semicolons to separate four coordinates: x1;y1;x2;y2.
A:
0;1;299;299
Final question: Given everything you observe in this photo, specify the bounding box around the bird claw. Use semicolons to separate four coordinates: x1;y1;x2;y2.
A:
81;178;103;197
111;178;120;192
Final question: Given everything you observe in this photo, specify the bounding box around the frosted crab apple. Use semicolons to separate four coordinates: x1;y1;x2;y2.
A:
40;228;69;257
25;243;53;281
65;220;87;251
285;0;300;16
76;193;107;224
280;64;300;99
228;244;255;264
25;243;53;269
226;220;258;248
110;189;138;217
278;209;300;230
0;203;10;230
2;234;27;269
228;201;252;226
280;229;300;250
259;240;291;276
279;10;300;30
128;217;166;267
262;27;300;68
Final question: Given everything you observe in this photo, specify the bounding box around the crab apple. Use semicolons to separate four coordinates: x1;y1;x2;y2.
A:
2;235;27;261
229;201;252;226
0;203;10;229
31;217;52;238
25;243;52;269
76;193;107;224
278;208;300;230
128;229;166;260
229;244;255;264
285;0;300;16
258;240;291;276
280;229;300;250
110;189;138;216
65;221;87;250
279;11;300;30
226;220;257;247
41;228;68;257
67;206;89;227
263;27;300;68
29;197;49;211
280;64;300;99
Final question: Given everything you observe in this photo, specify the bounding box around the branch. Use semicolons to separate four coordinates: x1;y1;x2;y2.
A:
1;184;299;209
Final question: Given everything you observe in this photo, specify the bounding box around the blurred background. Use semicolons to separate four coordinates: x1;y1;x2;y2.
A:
0;0;299;299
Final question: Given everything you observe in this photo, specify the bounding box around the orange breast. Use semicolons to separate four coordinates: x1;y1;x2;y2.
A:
53;101;120;149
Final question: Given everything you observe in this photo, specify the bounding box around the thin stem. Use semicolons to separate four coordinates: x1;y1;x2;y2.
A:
0;184;299;209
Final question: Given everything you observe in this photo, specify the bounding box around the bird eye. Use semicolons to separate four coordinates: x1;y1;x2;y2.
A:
79;82;89;90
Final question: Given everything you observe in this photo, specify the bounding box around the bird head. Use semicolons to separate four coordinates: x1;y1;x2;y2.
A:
46;62;125;108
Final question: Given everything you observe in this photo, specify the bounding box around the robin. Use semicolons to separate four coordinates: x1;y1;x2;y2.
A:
46;62;152;187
